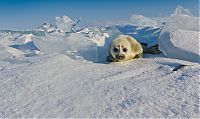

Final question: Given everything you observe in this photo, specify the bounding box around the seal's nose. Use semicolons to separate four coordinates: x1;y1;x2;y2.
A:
116;55;125;60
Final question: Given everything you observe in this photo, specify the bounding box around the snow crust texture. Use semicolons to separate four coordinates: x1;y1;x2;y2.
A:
0;55;199;118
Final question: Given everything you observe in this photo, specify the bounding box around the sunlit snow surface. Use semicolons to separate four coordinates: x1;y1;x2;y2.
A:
0;6;199;118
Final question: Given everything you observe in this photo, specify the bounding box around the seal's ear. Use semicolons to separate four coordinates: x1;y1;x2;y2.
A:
126;36;143;55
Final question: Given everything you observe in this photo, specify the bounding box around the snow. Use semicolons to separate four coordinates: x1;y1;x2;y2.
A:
0;5;199;118
0;54;199;118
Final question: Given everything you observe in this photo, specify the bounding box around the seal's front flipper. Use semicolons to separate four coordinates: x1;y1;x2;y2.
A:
134;53;143;58
142;44;162;54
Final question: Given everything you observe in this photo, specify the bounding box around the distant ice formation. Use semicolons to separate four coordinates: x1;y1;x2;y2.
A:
0;6;199;63
38;22;56;33
130;14;166;27
172;5;193;16
55;16;75;33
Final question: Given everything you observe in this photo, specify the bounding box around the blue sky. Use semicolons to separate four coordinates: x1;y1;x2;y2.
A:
0;0;198;30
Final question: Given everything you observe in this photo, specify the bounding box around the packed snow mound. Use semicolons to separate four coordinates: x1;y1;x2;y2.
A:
63;33;98;62
0;46;24;58
159;6;200;63
32;33;98;62
130;14;166;27
55;16;74;32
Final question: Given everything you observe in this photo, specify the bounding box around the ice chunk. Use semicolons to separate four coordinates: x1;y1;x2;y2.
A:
162;5;198;32
159;30;199;62
10;41;40;54
162;15;199;32
76;26;114;62
38;22;56;33
55;16;74;32
172;5;193;16
159;10;200;62
42;22;52;29
77;28;90;34
7;34;41;57
0;32;42;58
116;25;162;47
0;32;20;46
81;27;109;47
130;14;157;27
130;14;166;27
14;34;33;44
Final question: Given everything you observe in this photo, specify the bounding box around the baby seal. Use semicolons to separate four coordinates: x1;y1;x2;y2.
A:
106;35;143;62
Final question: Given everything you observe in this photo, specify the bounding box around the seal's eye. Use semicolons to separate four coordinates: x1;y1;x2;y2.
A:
123;48;127;52
113;48;119;52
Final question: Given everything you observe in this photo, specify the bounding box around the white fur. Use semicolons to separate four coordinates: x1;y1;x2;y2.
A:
108;35;143;62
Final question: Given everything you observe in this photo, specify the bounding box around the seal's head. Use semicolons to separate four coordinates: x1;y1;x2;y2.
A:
110;35;136;61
